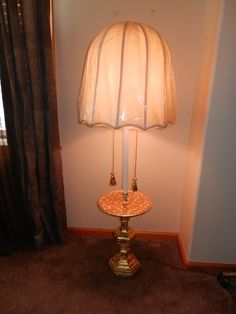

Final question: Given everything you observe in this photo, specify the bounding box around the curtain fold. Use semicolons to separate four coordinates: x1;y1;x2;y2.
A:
0;0;67;253
0;145;35;254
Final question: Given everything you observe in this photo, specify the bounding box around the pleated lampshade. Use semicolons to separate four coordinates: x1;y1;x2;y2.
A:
78;21;176;130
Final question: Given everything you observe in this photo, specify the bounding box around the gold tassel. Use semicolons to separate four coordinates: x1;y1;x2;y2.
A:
132;177;138;191
132;130;138;192
110;172;117;186
110;129;117;186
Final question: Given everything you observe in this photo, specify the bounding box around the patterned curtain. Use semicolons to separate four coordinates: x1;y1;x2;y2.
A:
0;0;67;254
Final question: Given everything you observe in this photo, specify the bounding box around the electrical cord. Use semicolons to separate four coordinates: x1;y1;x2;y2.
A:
144;257;217;276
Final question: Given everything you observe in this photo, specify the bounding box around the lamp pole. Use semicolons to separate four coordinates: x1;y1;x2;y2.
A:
122;128;129;203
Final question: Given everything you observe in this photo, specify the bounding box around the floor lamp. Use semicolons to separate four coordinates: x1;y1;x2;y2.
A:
78;22;176;276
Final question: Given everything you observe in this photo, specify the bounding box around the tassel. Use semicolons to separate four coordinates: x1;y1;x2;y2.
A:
132;177;138;192
110;172;117;186
109;129;117;186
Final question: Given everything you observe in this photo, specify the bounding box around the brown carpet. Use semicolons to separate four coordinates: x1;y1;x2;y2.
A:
0;234;235;314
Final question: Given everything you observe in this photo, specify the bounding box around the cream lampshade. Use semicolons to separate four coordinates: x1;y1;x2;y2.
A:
78;21;176;130
77;21;176;276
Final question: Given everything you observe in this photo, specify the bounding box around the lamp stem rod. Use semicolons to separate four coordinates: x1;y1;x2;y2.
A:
123;128;129;195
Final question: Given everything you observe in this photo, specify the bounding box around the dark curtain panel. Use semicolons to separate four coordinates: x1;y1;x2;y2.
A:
0;145;35;255
0;0;67;253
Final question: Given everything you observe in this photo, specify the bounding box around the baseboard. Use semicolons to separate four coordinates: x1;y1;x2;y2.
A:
176;235;189;269
68;227;113;237
67;226;178;241
68;226;236;272
177;235;236;272
136;230;178;240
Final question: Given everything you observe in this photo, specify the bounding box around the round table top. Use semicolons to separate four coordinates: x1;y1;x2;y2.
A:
97;190;152;218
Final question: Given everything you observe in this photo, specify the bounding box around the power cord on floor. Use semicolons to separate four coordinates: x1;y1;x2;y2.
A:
147;258;217;277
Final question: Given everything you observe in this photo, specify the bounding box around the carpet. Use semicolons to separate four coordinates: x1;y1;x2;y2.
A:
0;234;235;314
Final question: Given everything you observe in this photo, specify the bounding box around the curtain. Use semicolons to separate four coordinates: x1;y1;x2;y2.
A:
0;0;67;253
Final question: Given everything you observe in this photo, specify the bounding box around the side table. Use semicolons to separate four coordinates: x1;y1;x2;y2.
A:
97;190;152;276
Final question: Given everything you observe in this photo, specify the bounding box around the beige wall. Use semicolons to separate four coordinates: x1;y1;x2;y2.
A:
189;0;236;263
179;0;223;259
54;0;209;232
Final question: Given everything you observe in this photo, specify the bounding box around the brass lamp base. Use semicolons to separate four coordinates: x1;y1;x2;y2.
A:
109;217;141;277
97;190;152;277
109;252;141;277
